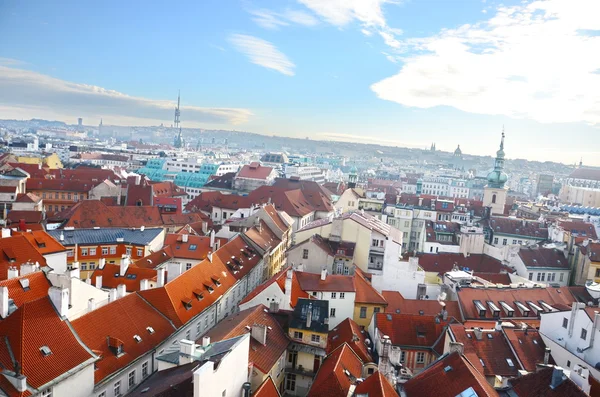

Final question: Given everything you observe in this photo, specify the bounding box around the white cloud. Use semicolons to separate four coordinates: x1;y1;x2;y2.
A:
371;0;600;125
0;66;252;126
249;8;318;30
229;34;296;76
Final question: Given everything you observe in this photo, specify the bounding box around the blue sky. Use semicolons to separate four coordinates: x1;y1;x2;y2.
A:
1;0;599;164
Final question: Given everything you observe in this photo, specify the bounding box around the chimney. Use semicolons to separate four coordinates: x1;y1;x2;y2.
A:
449;342;464;355
210;230;215;248
98;258;106;269
569;302;585;337
201;221;208;234
11;374;27;393
48;286;69;317
182;234;189;243
20;262;38;276
88;298;96;312
1;228;10;238
117;284;126;298
544;348;551;365
108;288;117;302
7;266;18;279
473;328;483;340
320;268;327;281
550;367;565;389
140;279;149;291
251;324;268;346
306;303;313;328
119;255;130;276
495;320;502;331
59;232;64;241
157;268;166;287
18;219;26;232
284;269;293;309
202;336;211;347
0;286;8;319
179;339;197;364
95;275;103;289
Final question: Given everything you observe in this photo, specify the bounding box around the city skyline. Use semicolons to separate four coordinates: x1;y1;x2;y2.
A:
1;0;599;164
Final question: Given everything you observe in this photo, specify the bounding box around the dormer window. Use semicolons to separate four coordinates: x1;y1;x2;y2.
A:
146;327;155;334
182;298;193;310
40;346;52;357
133;335;142;343
474;300;487;318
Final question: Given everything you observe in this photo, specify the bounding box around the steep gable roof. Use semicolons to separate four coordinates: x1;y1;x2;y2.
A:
254;376;281;397
503;328;549;372
0;271;50;308
509;366;588;397
0;236;47;280
375;313;447;349
239;267;308;308
327;318;373;363
353;371;397;397
71;293;176;383
383;290;461;321
308;344;363;397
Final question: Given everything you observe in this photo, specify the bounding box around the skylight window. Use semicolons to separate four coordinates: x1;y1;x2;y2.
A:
189;244;197;251
133;335;142;343
40;346;52;357
506;358;515;367
146;327;155;334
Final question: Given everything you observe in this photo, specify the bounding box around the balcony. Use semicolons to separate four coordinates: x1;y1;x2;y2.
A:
285;364;315;378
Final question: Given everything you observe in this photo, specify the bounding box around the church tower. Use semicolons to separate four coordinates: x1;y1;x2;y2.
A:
348;165;358;189
483;132;508;216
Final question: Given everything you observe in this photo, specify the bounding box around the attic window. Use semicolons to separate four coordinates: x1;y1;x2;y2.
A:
19;278;30;291
506;358;515;367
182;299;193;310
146;327;155;334
212;277;221;287
193;289;204;300
40;346;52;357
487;334;493;339
479;359;485;367
443;366;452;373
133;335;142;343
189;244;197;251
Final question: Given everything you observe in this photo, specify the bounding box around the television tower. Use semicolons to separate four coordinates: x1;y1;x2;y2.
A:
174;90;181;130
173;91;184;149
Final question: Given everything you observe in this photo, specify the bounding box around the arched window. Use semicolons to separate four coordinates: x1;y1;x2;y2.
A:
492;194;497;204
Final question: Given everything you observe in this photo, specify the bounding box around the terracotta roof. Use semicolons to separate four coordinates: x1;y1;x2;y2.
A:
353;271;387;305
485;217;549;239
308;344;363;397
557;220;598;239
48;167;121;182
185;191;252;212
0;185;17;193
374;313;447;349
72;293;176;383
212;236;262;281
244;221;282;251
416;253;512;275
90;263;158;292
138;255;235;327
202;305;289;373
403;352;499;397
382;291;462;321
327;318;373;363
26;178;100;192
5;210;44;224
353;371;397;397
518;247;569;269
288;235;355;258
295;272;355;292
254;377;281;397
236;163;274;180
474;272;512;285
248;187;315;217
0;235;47;280
17;230;66;255
272;178;333;209
263;203;289;233
450;324;520;377
568;167;600;182
164;234;212;261
457;286;577;320
0;271;50;308
134;246;175;269
510;366;588;397
503;328;548;372
0;298;94;394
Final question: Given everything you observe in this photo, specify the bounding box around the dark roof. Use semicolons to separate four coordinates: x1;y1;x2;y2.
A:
569;168;600;182
290;298;329;334
485;217;549;239
6;210;44;224
47;228;164;246
127;362;196;397
518;247;569;269
204;172;235;189
416;253;512;275
509;366;589;397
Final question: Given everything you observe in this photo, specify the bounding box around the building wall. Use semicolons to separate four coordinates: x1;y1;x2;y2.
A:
353;302;386;328
423;242;460;254
286;240;334;275
370;258;426;298
334;189;360;214
94;350;157;397
483;186;507;216
560;185;600;207
50;362;95;397
307;290;354;329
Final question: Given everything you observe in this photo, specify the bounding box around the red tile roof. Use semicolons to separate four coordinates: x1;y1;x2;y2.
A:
403;352;499;397
90;263;158;292
0;298;94;394
382;290;462;321
474;272;512;285
518;247;569;269
0;235;48;280
134;246;175;269
503;328;548;372
449;324;520;377
374;313;447;349
203;305;289;373
26;178;101;192
295;272;355;292
185;191;252;212
5;210;44;224
164;234;212;261
510;366;588;397
49;167;122;182
557;220;598;240
237;163;275;180
138;256;235;327
0;185;17;193
71;293;176;383
353;371;397;397
457;286;577;320
244;220;282;251
212;236;262;281
0;271;50;308
308;344;364;397
15;193;41;203
353;271;387;305
416;253;512;275
263;203;289;233
254;377;281;397
239;267;309;308
17;230;66;255
327;318;373;363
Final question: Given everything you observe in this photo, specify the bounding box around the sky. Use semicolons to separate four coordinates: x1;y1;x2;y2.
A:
0;0;599;165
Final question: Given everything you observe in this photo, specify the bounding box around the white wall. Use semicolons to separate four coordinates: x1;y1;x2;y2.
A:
286;240;334;275
194;334;250;397
371;258;426;298
423;242;460;254
308;290;354;328
93;351;157;397
44;251;68;274
48;362;95;397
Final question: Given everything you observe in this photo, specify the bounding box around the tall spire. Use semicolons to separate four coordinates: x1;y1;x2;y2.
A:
500;125;505;151
174;90;181;130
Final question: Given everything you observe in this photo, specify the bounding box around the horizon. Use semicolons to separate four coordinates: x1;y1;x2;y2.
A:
1;0;599;165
